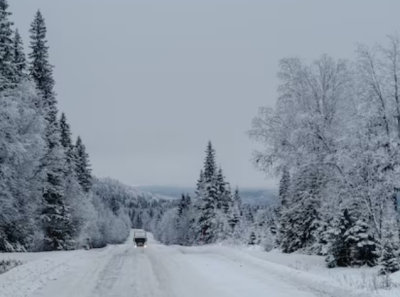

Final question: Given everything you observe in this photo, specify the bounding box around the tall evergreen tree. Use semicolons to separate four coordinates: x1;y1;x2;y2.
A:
326;209;353;268
40;146;73;251
176;194;192;245
178;193;191;216
29;10;55;112
249;231;257;245
0;0;17;90
203;141;216;182
233;186;242;213
197;141;220;243
279;168;290;209
195;170;204;194
13;29;27;79
185;194;191;209
29;11;72;251
59;113;87;244
190;170;205;243
59;113;74;158
277;168;290;245
280;167;321;253
227;186;241;232
345;217;377;267
29;11;59;150
379;205;400;274
74;136;92;192
216;167;227;211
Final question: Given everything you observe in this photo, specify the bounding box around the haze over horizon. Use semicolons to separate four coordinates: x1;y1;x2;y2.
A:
11;0;400;189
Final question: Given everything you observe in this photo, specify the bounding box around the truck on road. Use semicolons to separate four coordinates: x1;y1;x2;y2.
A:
133;230;147;248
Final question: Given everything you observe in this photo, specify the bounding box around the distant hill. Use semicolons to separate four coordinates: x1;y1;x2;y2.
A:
239;188;278;206
94;177;175;202
138;185;277;206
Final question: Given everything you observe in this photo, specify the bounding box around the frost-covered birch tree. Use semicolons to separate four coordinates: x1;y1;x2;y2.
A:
250;38;400;272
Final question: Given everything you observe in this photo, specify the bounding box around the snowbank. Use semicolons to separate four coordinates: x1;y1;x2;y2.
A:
176;244;400;297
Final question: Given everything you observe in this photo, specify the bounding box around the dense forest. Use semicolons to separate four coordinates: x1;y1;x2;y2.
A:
0;1;133;252
249;40;400;274
140;142;278;250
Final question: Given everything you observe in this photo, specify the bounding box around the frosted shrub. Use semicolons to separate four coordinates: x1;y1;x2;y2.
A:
0;259;23;275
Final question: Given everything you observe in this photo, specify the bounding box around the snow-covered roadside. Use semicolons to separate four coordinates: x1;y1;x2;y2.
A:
176;244;400;297
0;245;115;297
244;248;400;296
0;251;76;297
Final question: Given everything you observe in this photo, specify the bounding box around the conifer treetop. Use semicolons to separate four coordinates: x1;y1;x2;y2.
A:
203;141;216;182
0;0;17;90
29;10;55;105
13;29;27;76
60;113;73;150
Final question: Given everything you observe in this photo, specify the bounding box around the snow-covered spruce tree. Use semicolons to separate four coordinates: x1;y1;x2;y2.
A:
379;204;400;274
39;141;73;251
344;218;377;267
189;142;236;244
176;194;192;245
216;167;227;211
280;167;322;254
233;186;242;214
174;193;187;244
59;113;89;247
326;209;354;268
204;141;217;182
74;136;92;192
29;10;55;103
177;193;189;216
196;182;214;244
279;169;290;209
13;29;27;79
380;240;400;275
215;204;230;242
59;113;73;153
276;168;290;246
197;141;219;244
227;187;242;233
248;231;257;245
187;170;205;244
222;185;235;233
60;113;79;180
29;11;74;251
0;0;17;90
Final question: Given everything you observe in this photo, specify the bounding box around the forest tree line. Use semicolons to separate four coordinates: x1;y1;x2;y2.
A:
136;141;279;250
249;36;400;274
0;1;131;252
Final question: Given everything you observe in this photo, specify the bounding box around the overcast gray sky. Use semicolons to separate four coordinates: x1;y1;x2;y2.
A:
10;1;400;188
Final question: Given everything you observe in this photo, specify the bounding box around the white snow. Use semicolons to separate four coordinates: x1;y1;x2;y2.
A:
0;231;399;297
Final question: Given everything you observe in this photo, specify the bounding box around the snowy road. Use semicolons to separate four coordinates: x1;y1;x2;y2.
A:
0;231;370;297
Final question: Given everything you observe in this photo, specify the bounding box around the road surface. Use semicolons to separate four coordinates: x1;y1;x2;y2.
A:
0;231;368;297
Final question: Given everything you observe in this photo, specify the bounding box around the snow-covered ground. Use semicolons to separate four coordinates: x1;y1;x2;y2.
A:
0;231;399;297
